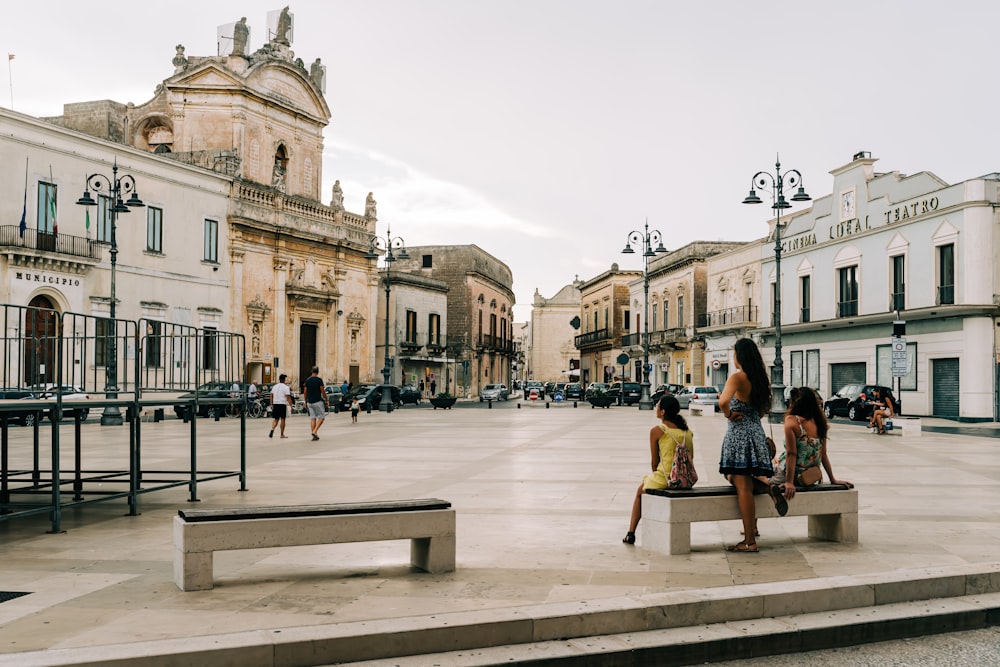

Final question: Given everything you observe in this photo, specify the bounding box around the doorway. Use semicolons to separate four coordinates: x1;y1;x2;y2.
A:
298;321;318;388
24;295;59;387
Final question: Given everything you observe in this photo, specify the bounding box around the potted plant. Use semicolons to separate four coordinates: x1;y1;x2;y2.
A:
587;388;615;409
429;392;457;410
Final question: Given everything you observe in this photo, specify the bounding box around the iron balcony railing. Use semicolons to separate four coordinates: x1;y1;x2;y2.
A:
574;328;611;347
0;226;104;261
697;305;758;329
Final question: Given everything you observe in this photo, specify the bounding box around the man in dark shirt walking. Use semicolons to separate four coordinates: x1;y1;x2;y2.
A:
303;366;328;441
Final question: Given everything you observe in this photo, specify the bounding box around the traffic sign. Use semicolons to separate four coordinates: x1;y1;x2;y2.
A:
616;353;630;365
891;335;907;376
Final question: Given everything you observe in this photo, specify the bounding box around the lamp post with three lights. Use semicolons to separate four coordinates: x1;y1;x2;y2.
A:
365;224;408;413
75;160;144;426
621;220;667;411
741;156;811;419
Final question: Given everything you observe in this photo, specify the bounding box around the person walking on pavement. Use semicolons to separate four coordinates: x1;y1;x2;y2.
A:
430;380;437;396
303;366;328;441
269;374;293;439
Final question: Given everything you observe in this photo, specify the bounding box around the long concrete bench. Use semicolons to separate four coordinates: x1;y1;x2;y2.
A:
173;499;456;591
641;484;857;555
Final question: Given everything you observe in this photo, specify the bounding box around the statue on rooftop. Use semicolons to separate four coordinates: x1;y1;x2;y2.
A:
275;6;292;45
365;192;377;219
331;180;344;210
172;44;188;73
232;17;249;56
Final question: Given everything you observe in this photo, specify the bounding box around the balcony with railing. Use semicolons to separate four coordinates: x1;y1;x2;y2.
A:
477;334;516;355
697;305;758;330
837;299;859;317
574;327;611;348
937;284;954;305
0;226;104;266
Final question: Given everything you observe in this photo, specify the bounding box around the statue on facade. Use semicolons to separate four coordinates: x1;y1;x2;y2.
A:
275;6;292;45
231;17;249;56
172;44;189;73
272;162;286;192
365;192;377;219
331;180;344;210
309;58;325;89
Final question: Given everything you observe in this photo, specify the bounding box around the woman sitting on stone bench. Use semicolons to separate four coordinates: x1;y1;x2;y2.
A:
752;386;854;536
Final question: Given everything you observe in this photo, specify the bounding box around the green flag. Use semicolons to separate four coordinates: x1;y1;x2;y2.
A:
50;191;57;238
85;208;90;234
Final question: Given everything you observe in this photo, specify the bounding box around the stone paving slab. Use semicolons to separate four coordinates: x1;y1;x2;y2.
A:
0;400;997;664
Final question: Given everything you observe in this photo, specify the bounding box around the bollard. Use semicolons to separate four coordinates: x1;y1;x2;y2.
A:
517;403;521;409
546;402;550;409
487;399;492;409
573;401;578;408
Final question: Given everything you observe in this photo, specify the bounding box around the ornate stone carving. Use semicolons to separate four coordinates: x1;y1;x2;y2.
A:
330;180;344;210
364;192;377;219
172;45;189;73
232;17;249;57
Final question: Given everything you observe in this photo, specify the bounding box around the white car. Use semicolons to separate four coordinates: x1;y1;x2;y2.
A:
479;384;508;402
674;385;720;411
26;384;92;421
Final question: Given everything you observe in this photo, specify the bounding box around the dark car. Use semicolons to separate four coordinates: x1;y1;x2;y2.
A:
608;382;642;405
339;384;401;411
543;381;556;395
650;383;683;404
399;385;422;405
524;381;545;399
564;382;583;400
173;382;240;419
823;384;899;421
0;388;41;426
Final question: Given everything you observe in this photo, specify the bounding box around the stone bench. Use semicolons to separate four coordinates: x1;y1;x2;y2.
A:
886;416;922;437
641;484;858;555
173;499;456;591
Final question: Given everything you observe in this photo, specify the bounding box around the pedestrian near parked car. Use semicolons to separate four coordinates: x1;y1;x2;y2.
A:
430;380;437;396
718;337;773;553
869;388;895;434
350;397;360;423
623;394;694;545
303;366;328;441
269;374;293;439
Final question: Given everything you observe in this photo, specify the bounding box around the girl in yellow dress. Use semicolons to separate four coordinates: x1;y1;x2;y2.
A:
623;394;694;544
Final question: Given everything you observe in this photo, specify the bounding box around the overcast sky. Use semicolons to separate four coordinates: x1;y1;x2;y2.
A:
4;1;998;321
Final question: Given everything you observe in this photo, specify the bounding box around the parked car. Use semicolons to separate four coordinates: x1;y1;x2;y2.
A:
608;382;642;405
0;388;41;426
524;381;545;399
28;384;92;422
399;385;422;405
173;382;237;419
674;385;721;411
564;382;583;400
650;383;683;404
479;384;508;402
338;384;401;411
823;384;898;421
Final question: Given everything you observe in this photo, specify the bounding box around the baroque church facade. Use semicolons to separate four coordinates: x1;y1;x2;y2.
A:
48;8;381;389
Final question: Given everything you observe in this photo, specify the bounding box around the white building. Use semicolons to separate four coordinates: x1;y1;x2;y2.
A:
0;107;232;387
751;151;998;421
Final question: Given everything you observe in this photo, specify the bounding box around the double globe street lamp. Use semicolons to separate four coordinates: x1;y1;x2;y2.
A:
622;220;667;411
365;224;408;413
76;160;144;426
741;156;811;418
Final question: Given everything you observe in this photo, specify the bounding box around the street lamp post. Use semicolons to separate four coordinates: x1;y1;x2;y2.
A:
365;224;408;413
622;220;667;411
741;156;811;419
76;159;144;426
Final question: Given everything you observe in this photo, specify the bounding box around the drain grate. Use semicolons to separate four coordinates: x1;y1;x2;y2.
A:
0;592;29;603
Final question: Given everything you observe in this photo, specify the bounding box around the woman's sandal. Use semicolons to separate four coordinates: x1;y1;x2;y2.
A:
769;484;789;517
727;541;759;553
622;531;636;545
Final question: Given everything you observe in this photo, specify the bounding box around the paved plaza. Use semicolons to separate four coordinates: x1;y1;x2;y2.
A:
0;398;998;665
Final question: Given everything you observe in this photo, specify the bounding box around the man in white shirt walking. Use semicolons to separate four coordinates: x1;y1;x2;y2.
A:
269;374;293;439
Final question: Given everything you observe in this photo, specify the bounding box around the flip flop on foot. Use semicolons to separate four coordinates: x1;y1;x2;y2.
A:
727;541;759;553
770;484;789;517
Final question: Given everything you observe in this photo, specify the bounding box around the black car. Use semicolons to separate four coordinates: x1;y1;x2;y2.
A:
173;382;241;419
650;383;683;404
823;384;899;421
0;388;41;426
564;383;583;400
338;384;402;411
399;385;422;405
608;382;642;405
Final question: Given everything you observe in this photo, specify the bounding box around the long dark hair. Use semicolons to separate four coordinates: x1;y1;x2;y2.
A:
734;337;771;416
658;394;688;431
786;386;828;440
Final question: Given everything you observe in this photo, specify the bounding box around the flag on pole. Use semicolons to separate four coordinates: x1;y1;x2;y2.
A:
85;208;91;235
50;189;57;239
7;54;13;61
18;195;26;238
